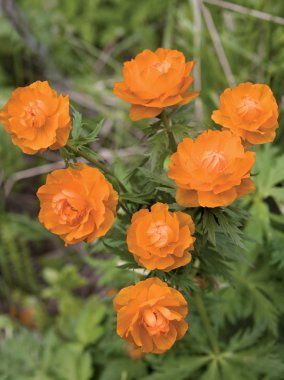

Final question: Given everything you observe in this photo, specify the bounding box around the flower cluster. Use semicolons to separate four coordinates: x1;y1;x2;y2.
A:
0;48;279;354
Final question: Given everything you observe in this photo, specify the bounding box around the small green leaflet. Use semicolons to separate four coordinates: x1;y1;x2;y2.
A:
85;119;104;141
71;109;83;139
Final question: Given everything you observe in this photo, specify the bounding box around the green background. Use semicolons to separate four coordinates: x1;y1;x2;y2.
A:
0;1;284;379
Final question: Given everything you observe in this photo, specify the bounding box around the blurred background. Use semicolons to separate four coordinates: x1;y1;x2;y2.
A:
0;1;284;379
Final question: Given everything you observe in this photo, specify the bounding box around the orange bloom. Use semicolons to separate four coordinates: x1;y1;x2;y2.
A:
114;48;199;121
37;163;118;245
114;278;188;354
9;304;37;329
168;130;255;208
0;81;71;154
127;203;195;271
212;82;278;145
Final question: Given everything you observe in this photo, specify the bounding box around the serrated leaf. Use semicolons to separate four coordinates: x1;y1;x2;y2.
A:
119;191;153;204
71;109;83;139
86;118;104;140
141;357;209;380
138;167;175;188
200;360;220;380
100;358;147;380
198;206;248;249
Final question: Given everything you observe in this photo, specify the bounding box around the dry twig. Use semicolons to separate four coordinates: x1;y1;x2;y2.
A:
201;3;236;87
191;0;203;121
203;0;284;26
4;161;65;196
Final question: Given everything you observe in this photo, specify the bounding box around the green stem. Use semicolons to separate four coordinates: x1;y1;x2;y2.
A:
66;142;113;176
194;291;220;355
65;142;132;216
161;111;177;152
119;202;132;216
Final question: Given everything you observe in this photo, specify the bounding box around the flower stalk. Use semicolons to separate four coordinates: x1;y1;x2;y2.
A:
161;111;177;153
194;291;220;355
66;142;132;216
66;142;127;192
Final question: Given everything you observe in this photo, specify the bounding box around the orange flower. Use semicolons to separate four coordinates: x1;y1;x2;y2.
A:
114;278;188;354
0;81;71;154
37;163;118;245
211;82;278;145
9;304;37;329
114;48;199;121
127;203;195;271
168;130;255;208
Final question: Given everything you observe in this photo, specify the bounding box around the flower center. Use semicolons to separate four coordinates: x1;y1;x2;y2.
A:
237;96;262;122
25;100;46;128
142;309;169;336
52;190;86;225
201;150;226;172
147;221;171;247
152;60;171;74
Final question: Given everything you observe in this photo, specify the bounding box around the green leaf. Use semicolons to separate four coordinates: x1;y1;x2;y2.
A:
270;229;284;270
216;264;282;336
269;187;284;206
148;129;169;172
200;360;221;380
225;328;284;379
71;109;83;139
68;118;105;152
5;213;50;241
49;343;92;380
120;191;154;204
100;358;147;380
73;297;106;345
0;329;41;379
245;200;270;245
253;145;284;199
197;206;248;249
138;167;175;188
141;357;209;380
43;265;86;290
83;256;137;288
86;118;104;140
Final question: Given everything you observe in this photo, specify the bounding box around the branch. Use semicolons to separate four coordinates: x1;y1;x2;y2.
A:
0;0;103;115
0;0;50;76
191;0;203;122
202;3;236;87
4;161;65;196
203;0;284;26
